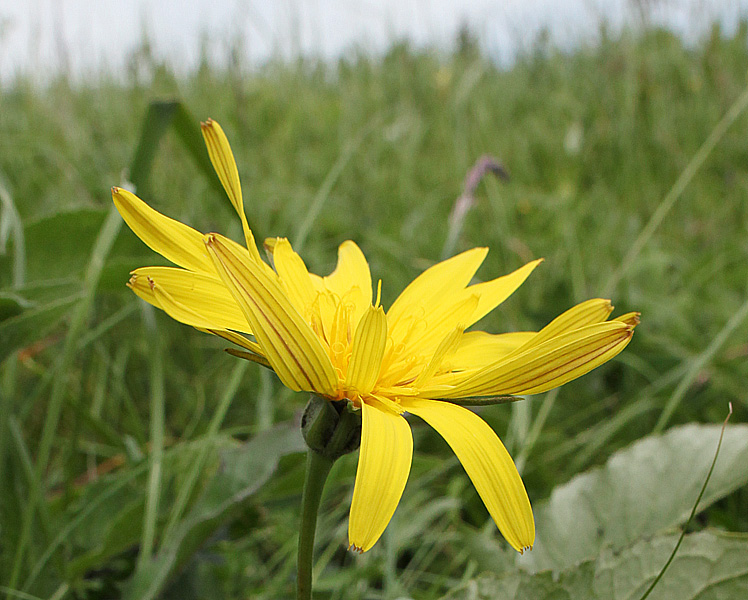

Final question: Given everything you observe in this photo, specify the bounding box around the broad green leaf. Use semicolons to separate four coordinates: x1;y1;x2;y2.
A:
0;292;82;363
128;100;224;201
22;208;109;282
122;422;306;600
518;423;748;572
443;530;748;599
21;208;159;287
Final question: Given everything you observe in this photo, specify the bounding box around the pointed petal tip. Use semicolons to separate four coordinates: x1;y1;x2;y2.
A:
620;311;641;327
111;186;128;202
348;543;365;554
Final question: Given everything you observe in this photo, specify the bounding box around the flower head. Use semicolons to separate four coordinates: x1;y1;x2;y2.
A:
113;119;638;554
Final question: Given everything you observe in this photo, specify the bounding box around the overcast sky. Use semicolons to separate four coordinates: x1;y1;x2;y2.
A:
1;0;746;83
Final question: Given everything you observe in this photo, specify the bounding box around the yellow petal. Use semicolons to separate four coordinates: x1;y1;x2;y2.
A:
387;247;488;334
129;267;251;333
463;259;543;327
349;399;412;553
205;232;338;395
112;187;214;273
346;306;387;396
323;241;373;325
272;237;318;316
449;331;536;370
412;326;463;388
128;273;164;310
615;311;641;327
503;298;615;360
386;294;479;371
140;275;238;335
200;119;264;264
401;398;534;553
204;327;264;357
432;321;635;398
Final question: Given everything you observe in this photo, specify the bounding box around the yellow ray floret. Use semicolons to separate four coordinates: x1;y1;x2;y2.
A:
346;306;387;397
201;119;264;265
205;232;338;396
113;186;214;273
128;267;251;333
348;398;412;553
401;398;534;553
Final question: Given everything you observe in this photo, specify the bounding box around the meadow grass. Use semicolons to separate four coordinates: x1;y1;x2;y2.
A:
1;23;748;599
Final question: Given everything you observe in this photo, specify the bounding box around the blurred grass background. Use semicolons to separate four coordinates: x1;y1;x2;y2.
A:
1;20;748;599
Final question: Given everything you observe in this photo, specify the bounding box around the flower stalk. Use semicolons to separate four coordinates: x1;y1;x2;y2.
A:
297;449;333;600
298;396;362;599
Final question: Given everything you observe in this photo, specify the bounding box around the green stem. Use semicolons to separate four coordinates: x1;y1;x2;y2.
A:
297;449;334;600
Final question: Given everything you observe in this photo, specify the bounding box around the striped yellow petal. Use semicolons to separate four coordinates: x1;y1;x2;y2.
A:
401;398;534;553
272;237;318;316
112;187;214;273
129;267;251;333
346;306;387;396
204;328;264;357
503;298;615;360
133;274;250;336
431;321;635;398
200;119;264;264
205;232;338;395
143;277;227;332
128;274;164;311
448;331;536;371
387;247;487;334
462;259;543;327
615;312;641;326
349;399;412;553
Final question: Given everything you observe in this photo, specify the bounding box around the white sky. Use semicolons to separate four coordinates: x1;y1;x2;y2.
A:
0;1;746;83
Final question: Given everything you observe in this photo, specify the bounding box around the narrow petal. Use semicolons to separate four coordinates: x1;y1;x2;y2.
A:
432;321;635;398
205;232;338;395
347;306;387;396
129;267;251;332
448;331;536;371
387;247;488;332
502;298;615;360
615;312;641;327
112;187;214;273
201;119;264;264
412;326;463;388
204;328;264;357
272;237;318;316
462;259;543;327
143;276;243;335
349;399;412;553
388;294;479;364
323;241;373;326
401;398;534;553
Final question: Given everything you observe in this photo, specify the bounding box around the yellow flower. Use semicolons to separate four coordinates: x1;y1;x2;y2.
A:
113;119;639;555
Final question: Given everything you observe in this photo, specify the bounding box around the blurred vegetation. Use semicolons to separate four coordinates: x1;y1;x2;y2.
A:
1;21;748;599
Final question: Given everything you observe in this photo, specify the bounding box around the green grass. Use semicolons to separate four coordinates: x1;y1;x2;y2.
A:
2;23;748;599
